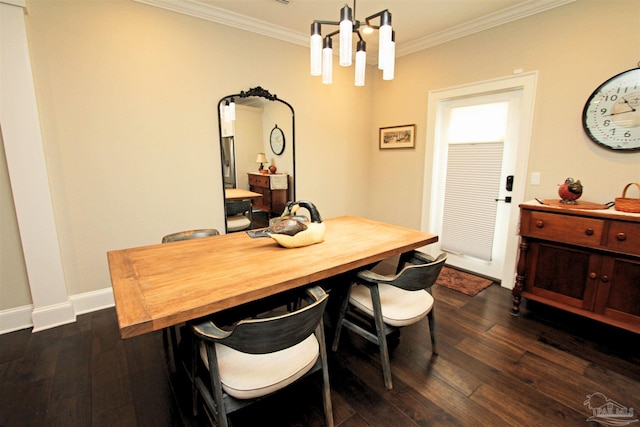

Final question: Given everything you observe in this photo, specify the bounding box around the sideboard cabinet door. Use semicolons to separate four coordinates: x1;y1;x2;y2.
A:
525;241;600;311
594;256;640;328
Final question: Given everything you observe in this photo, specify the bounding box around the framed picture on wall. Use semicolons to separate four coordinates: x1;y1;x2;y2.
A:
379;124;416;149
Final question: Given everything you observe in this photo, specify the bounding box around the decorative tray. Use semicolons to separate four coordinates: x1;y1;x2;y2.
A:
535;199;614;210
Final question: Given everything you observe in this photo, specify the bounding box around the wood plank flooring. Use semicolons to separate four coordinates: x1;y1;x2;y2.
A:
1;278;638;426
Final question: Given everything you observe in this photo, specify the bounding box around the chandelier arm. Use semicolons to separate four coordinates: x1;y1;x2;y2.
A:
365;9;390;24
325;29;340;39
313;19;340;27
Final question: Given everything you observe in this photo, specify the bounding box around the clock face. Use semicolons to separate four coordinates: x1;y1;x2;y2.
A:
582;68;640;151
270;126;285;155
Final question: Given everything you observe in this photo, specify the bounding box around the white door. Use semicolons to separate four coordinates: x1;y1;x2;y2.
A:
421;72;537;288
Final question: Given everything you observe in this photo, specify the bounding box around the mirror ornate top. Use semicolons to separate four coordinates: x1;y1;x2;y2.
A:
219;86;296;233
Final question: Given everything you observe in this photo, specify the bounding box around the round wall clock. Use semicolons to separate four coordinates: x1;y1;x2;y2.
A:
270;125;285;155
582;67;640;151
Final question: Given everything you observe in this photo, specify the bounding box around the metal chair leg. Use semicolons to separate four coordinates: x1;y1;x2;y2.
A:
205;344;228;427
427;309;438;355
369;284;393;390
316;320;335;427
331;284;352;352
191;334;199;417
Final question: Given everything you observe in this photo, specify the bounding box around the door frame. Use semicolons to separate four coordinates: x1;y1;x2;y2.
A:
420;71;538;289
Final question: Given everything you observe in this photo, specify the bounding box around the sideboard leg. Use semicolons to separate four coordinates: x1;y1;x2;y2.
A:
511;240;528;316
511;276;523;316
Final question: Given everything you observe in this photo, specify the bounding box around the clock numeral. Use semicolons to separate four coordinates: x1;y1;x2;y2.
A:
600;108;608;116
603;119;611;127
624;130;631;138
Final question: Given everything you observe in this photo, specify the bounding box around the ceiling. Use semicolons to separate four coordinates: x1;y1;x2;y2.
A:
135;0;575;58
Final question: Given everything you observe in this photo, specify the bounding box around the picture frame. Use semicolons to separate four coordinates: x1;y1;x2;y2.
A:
379;124;416;149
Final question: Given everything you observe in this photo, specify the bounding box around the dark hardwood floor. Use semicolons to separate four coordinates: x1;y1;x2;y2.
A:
2;272;638;426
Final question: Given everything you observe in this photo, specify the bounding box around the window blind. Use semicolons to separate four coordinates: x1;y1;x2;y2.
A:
441;142;503;261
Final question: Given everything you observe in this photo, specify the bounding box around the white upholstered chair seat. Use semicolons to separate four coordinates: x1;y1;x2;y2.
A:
226;215;252;232
349;283;434;327
200;334;319;399
226;199;252;232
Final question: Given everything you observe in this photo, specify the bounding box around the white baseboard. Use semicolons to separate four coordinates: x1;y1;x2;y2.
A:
0;286;115;334
0;304;34;334
31;301;76;332
70;287;115;315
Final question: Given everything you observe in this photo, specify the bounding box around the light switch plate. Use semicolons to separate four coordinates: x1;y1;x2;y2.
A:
530;172;541;185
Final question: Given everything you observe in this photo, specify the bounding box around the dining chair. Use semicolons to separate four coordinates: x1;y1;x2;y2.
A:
191;285;334;427
160;228;220;372
226;200;253;232
331;251;447;389
161;228;220;243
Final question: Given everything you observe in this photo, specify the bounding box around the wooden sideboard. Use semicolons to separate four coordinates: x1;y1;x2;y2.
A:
511;201;640;334
248;173;289;217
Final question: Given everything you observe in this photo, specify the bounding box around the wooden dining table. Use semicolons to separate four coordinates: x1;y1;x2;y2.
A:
224;188;262;201
108;216;438;339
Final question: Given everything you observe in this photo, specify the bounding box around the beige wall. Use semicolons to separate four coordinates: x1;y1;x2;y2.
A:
368;0;640;227
1;0;639;314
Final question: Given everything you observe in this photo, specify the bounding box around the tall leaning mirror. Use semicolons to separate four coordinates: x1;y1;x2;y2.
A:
219;87;295;233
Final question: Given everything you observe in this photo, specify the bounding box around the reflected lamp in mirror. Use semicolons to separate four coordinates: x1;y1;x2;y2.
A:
256;152;268;173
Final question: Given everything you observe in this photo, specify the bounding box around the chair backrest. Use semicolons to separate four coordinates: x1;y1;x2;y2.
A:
226;200;251;216
193;286;328;354
161;228;220;243
391;252;447;292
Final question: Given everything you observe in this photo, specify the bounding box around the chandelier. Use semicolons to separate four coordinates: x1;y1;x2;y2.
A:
310;0;394;86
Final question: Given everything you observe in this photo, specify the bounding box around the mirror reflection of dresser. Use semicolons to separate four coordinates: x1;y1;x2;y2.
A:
218;87;295;233
248;172;289;218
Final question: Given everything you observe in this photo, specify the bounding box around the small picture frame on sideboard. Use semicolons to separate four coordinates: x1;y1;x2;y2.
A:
379;124;416;149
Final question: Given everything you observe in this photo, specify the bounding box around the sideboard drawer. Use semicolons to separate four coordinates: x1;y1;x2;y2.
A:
606;221;640;256
248;174;269;188
523;211;604;247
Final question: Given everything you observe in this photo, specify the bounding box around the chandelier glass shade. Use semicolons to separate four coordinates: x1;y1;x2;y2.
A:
310;0;394;86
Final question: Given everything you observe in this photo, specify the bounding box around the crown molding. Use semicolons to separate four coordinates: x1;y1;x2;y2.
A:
396;0;576;57
133;0;576;58
1;1;26;7
133;0;308;47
